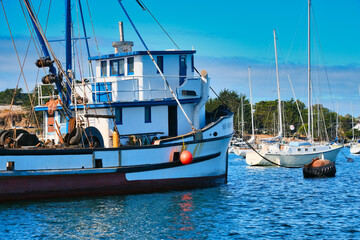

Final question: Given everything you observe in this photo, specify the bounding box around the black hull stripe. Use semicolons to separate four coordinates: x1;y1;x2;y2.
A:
116;152;221;173
0;152;221;176
0;134;232;156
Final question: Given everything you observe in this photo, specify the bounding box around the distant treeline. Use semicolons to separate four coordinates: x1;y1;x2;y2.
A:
206;89;359;140
0;88;31;107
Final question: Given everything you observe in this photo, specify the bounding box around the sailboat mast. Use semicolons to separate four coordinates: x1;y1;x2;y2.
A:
273;29;283;138
336;101;339;140
308;0;312;141
352;102;354;140
65;0;72;105
241;96;244;136
248;66;255;138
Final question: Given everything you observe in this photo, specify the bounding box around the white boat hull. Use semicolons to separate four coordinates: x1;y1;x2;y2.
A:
350;144;360;154
246;145;342;167
0;115;233;201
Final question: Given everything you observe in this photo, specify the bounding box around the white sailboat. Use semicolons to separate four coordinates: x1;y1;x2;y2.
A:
350;102;360;153
246;10;342;167
233;66;256;157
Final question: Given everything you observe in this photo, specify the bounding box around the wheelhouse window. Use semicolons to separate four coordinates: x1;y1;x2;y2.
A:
156;56;163;73
59;112;67;124
145;106;151;123
128;57;134;75
101;61;107;76
115;107;123;125
110;59;124;76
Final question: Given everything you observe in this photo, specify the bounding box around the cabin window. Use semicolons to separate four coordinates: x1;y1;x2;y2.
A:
145;106;151;123
157;56;164;73
101;61;107;76
191;55;194;72
128;57;134;75
115;107;123;125
110;59;124;76
59;112;66;124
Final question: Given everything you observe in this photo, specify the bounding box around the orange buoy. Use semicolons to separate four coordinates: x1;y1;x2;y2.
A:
180;150;193;165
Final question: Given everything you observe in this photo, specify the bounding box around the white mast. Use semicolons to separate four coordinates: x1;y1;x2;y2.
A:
248;66;255;143
241;96;244;136
352;101;354;140
237;105;240;134
273;29;283;139
336;101;339;141
308;0;312;142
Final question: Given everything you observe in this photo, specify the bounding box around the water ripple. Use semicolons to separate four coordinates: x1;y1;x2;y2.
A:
0;148;359;239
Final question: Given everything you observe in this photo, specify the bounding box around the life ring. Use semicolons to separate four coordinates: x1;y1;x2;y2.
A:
303;157;336;178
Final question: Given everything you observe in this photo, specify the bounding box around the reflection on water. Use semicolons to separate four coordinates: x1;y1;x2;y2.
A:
0;149;359;239
178;193;194;232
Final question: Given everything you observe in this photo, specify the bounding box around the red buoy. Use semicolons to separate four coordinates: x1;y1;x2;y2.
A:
180;150;193;165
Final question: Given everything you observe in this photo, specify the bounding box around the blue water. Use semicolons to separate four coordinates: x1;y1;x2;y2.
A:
0;148;359;239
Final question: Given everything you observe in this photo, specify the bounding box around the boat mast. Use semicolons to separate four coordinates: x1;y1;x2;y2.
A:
65;0;72;106
248;66;255;140
352;101;354;140
241;96;244;136
308;0;312;142
336;101;339;141
273;29;283;139
237;105;240;135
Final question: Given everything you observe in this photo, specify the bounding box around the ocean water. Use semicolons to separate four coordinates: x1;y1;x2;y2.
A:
0;148;359;239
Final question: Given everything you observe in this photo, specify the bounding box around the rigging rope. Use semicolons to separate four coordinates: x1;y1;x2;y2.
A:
1;0;41;131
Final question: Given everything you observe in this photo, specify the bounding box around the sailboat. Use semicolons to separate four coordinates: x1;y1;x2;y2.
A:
0;0;233;201
246;13;342;167
232;66;256;157
350;102;360;153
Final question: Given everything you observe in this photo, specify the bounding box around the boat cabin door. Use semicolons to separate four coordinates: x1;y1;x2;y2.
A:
179;55;187;85
168;105;178;137
47;113;55;133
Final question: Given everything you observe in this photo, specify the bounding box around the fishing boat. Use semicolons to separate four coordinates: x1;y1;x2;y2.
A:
246;14;342;167
0;0;233;201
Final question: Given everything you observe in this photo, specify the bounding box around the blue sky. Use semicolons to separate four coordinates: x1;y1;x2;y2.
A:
0;0;359;115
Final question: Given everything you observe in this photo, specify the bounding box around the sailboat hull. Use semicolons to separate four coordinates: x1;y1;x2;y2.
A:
246;145;342;167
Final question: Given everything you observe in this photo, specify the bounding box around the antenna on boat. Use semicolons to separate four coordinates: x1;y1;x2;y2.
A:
116;0;196;131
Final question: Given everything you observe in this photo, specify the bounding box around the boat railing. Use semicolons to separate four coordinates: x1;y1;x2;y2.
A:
37;75;202;105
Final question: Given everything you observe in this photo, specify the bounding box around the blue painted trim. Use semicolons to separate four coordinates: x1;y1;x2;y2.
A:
34;98;201;112
89;50;196;61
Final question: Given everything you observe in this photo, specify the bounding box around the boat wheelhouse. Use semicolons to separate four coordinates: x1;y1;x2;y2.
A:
36;39;207;147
